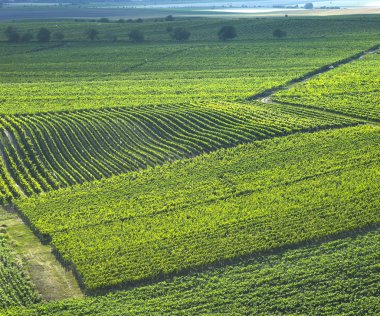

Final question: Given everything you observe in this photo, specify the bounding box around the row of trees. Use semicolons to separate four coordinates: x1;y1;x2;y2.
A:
4;27;63;43
4;25;287;43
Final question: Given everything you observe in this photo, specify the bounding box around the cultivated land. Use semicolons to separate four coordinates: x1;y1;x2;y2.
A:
0;210;40;309
16;126;380;292
0;14;379;314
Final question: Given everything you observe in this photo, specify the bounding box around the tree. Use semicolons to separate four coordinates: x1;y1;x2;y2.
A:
4;26;20;43
52;32;64;42
304;2;314;9
273;29;287;38
165;15;174;21
37;28;51;42
98;17;110;23
129;29;144;43
20;32;33;42
218;26;237;41
86;28;99;41
170;27;191;42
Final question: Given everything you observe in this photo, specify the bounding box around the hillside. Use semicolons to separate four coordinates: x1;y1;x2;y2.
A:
0;15;379;315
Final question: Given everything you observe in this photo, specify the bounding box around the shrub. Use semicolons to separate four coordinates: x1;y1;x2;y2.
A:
36;28;51;42
4;26;20;43
129;29;144;43
304;3;314;9
218;26;237;41
86;29;99;41
170;27;191;41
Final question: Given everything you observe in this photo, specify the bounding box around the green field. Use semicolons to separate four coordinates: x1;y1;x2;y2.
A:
0;102;359;203
0;14;379;315
273;50;380;121
15;125;380;291
0;225;40;309
3;228;379;315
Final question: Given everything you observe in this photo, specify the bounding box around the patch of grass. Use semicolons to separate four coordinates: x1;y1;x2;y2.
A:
0;207;83;302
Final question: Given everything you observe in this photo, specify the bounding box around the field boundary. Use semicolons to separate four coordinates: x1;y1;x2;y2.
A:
0;206;83;301
248;44;380;102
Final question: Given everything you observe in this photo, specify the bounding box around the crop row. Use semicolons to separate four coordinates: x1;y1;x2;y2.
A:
0;233;40;309
273;51;380;121
15;126;380;291
0;101;359;204
3;228;379;315
0;37;378;114
4;228;379;315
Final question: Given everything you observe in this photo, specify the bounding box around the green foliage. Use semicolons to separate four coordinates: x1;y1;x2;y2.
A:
169;27;191;41
218;26;237;41
36;28;50;43
4;27;20;43
128;29;144;43
273;51;380;121
0;16;379;314
15;126;380;291
305;2;314;9
0;101;357;203
0;233;40;309
0;39;375;114
4;228;380;315
85;28;98;41
165;15;174;22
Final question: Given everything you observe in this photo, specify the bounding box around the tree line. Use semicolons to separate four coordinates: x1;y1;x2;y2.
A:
4;26;63;43
4;24;287;43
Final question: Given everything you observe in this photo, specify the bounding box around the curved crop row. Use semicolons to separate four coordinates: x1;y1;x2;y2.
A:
0;102;360;203
15;126;380;291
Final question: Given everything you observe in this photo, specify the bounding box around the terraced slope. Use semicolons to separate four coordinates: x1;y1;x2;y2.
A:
15;126;380;292
0;102;360;204
273;50;380;121
3;228;379;315
0;232;40;309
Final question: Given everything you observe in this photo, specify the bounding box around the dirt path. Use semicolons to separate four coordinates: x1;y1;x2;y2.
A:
249;44;380;102
250;44;380;127
0;207;83;301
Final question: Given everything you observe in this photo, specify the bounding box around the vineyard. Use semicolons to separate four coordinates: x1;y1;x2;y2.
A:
273;50;380;121
4;228;379;315
0;26;378;114
15;126;380;291
0;102;360;203
0;15;379;315
0;231;40;309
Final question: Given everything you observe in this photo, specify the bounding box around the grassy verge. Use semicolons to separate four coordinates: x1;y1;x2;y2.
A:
0;207;83;301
